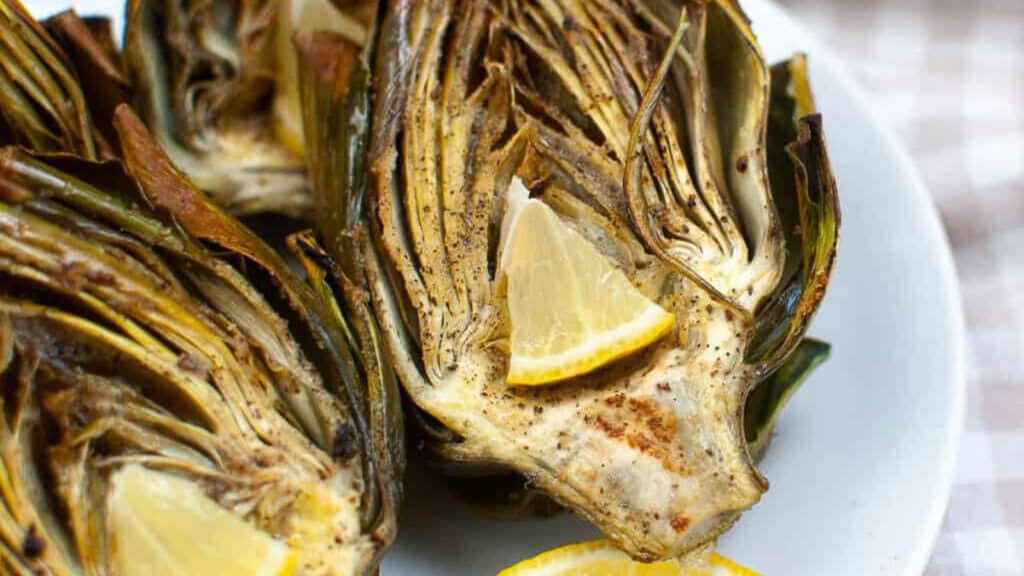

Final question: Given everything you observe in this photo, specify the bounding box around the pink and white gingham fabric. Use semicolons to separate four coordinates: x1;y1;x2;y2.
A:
777;0;1024;573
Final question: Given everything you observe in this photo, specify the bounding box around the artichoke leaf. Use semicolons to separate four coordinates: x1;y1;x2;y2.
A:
42;11;132;158
744;337;830;458
0;1;129;160
295;30;367;272
292;24;408;539
748;54;840;372
0;0;98;158
288;230;405;540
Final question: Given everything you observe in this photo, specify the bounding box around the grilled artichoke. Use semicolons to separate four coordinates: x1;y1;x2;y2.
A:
0;8;402;570
301;0;839;561
122;0;374;217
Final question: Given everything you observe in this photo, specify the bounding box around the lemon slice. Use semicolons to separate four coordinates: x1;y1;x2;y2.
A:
273;0;369;155
108;464;298;576
500;177;675;385
497;540;760;576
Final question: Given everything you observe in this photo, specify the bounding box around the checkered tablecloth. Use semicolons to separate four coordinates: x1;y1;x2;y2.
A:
776;0;1024;573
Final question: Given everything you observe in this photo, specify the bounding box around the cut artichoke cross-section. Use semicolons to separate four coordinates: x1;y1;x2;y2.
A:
0;123;401;574
0;10;403;568
301;0;839;562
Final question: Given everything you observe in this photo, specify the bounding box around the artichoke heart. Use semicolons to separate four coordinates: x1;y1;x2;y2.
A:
0;9;403;568
307;0;840;561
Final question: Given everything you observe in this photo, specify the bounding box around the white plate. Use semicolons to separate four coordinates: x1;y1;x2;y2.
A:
25;0;967;574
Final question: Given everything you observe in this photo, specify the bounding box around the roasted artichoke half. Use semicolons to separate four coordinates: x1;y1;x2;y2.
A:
0;7;402;572
122;0;375;217
303;0;839;561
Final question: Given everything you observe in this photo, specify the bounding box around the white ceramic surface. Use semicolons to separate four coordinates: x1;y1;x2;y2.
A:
23;0;967;574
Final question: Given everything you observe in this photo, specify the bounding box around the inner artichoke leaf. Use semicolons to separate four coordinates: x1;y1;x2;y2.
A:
704;1;784;302
629;0;781;311
744;337;830;458
748;54;840;372
42;10;132;158
0;0;99;158
275;0;374;157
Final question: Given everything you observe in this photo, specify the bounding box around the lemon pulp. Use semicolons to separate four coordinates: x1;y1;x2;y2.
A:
500;177;675;385
108;464;298;576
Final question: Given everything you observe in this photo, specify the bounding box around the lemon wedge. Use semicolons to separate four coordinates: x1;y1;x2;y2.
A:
497;540;759;576
108;464;298;576
273;0;369;155
500;177;675;385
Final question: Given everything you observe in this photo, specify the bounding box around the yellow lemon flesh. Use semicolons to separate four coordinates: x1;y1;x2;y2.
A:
497;539;760;576
500;177;675;385
108;464;298;576
273;0;369;155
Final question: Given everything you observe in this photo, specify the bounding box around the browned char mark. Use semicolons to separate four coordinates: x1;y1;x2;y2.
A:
586;395;682;472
